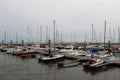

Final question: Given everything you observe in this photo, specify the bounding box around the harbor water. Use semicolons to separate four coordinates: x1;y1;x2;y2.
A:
0;52;120;80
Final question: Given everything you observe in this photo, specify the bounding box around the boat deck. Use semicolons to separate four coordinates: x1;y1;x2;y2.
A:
91;62;110;68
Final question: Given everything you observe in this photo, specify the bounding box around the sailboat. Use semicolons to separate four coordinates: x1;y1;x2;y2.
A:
38;40;64;62
38;21;64;62
82;52;108;69
82;59;105;69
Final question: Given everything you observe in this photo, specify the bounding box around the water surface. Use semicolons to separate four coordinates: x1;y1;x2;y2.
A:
0;52;120;80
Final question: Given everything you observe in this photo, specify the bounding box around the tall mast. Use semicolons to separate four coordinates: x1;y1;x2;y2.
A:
71;32;72;43
94;28;97;42
118;26;120;43
109;27;111;42
21;30;23;42
28;26;30;43
36;27;39;42
99;32;101;42
4;29;6;45
104;20;106;45
56;30;58;44
29;28;32;43
74;32;76;43
61;33;63;45
53;20;56;47
113;28;116;42
84;29;87;42
16;32;18;45
57;31;60;44
92;24;94;43
21;30;24;46
46;25;48;43
48;40;51;55
40;25;42;44
9;29;12;47
9;29;11;43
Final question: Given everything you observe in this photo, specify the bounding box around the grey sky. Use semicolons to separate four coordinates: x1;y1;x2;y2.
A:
0;0;120;43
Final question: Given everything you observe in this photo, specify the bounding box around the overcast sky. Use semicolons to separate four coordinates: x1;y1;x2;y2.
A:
0;0;120;43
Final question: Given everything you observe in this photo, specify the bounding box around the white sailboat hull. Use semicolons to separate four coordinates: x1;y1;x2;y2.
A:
40;54;64;61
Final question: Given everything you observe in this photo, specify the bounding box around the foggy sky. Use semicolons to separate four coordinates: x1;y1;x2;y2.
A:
0;0;120;43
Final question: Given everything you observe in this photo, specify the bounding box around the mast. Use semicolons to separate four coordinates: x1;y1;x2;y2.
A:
40;25;42;44
104;20;106;46
56;30;58;44
4;29;6;45
61;33;63;45
9;29;11;43
99;32;101;42
9;29;12;47
21;30;23;43
71;32;72;43
48;40;51;56
57;31;60;43
56;30;60;44
84;29;87;50
16;32;18;45
36;26;39;42
74;32;76;43
46;25;48;43
28;26;29;43
94;27;97;42
92;24;94;43
29;28;33;43
109;27;111;42
53;20;56;54
113;28;116;42
84;29;87;42
118;26;120;43
53;20;56;47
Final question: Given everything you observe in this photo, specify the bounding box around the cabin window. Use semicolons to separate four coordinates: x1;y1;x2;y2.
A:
22;49;26;51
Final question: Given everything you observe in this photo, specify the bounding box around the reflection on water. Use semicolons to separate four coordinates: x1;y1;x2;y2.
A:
0;52;120;80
